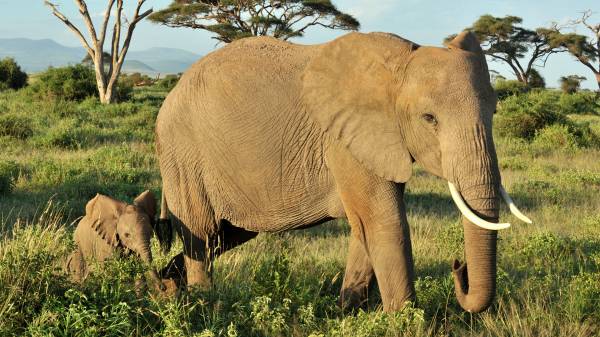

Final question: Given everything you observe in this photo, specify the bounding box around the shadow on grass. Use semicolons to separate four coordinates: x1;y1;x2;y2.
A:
405;191;456;219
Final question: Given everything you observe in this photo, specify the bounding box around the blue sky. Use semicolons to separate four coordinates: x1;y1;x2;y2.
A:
0;0;598;89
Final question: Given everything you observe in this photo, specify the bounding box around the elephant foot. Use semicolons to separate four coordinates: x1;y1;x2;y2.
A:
338;286;370;312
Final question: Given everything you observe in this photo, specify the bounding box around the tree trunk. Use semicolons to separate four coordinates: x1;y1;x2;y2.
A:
595;72;600;96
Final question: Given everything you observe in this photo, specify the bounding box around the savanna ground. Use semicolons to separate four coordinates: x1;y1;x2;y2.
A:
1;84;600;336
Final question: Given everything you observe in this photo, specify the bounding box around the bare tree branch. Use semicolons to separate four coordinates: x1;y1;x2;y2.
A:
43;1;94;56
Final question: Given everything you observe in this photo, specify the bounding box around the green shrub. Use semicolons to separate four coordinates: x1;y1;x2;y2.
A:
532;124;579;151
0;113;33;139
495;91;566;139
0;57;28;91
32;65;98;101
558;92;599;115
494;79;528;100
0;160;20;195
114;78;134;102
156;74;181;91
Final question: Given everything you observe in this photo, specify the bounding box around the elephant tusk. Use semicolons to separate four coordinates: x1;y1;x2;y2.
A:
448;182;510;230
499;185;532;224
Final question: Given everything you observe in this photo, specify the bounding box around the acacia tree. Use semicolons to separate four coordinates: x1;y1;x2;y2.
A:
148;0;359;43
44;1;153;103
449;15;561;85
547;10;600;91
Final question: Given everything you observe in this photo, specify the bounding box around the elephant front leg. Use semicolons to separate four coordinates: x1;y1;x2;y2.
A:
339;235;374;311
345;204;416;312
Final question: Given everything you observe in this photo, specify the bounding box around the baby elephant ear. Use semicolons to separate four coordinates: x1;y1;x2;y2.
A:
133;190;157;219
86;194;126;247
302;32;418;183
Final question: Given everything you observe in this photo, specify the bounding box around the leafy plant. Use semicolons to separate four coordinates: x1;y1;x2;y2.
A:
0;57;28;91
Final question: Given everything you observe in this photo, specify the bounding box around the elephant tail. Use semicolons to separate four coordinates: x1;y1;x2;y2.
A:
155;186;174;253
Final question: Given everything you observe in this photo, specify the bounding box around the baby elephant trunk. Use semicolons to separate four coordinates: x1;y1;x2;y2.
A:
139;245;166;291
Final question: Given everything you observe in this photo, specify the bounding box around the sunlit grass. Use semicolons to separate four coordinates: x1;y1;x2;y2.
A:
0;87;599;335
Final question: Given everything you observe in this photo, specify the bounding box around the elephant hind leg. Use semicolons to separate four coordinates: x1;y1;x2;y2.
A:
162;162;217;289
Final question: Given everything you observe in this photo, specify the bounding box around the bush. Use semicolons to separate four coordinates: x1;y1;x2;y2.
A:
558;92;599;115
155;74;181;91
0;57;28;91
0;114;33;139
31;65;133;102
32;65;98;101
494;79;528;100
114;78;134;102
0;160;20;195
532;124;579;151
495;91;567;139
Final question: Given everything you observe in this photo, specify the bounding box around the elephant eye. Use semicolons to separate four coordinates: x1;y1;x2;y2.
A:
422;113;438;126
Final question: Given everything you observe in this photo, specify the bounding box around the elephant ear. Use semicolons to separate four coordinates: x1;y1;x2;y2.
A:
302;32;418;183
133;190;157;219
86;194;126;247
444;31;483;54
445;31;489;74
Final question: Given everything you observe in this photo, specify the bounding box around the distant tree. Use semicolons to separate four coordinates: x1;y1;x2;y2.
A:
560;75;587;94
44;0;153;103
527;68;546;88
81;52;111;69
546;10;600;92
149;0;359;44
448;15;561;86
0;58;28;91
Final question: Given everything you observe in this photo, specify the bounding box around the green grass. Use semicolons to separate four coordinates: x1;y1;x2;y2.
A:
1;87;600;336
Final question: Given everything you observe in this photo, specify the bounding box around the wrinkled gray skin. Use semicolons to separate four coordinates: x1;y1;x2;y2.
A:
65;191;165;290
156;31;501;313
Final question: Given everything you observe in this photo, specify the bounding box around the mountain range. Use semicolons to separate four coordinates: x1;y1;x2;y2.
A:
0;38;201;75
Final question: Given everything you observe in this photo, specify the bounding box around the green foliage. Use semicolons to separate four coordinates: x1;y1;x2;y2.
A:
149;0;359;43
30;65;133;102
0;113;33;139
494;78;528;100
558;91;600;115
0;160;20;195
495;91;567;139
156;74;181;91
495;90;600;149
0;57;28;91
31;64;98;101
527;68;545;89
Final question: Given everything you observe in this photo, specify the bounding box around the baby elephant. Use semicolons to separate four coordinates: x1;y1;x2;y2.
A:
65;190;165;290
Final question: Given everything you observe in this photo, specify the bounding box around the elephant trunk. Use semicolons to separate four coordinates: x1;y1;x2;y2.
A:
139;244;166;291
442;121;501;313
451;182;499;313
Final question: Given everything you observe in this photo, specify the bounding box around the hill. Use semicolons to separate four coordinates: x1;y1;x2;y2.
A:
0;38;200;75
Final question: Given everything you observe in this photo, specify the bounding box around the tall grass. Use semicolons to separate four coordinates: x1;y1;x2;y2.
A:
0;87;599;335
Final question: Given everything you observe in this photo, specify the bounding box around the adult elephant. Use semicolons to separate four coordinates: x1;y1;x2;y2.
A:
155;31;531;313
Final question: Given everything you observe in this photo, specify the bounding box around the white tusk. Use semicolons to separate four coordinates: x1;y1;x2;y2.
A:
448;182;511;230
499;185;532;224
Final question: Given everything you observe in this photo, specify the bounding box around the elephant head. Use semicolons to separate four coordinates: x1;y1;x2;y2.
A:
303;31;531;313
88;190;165;290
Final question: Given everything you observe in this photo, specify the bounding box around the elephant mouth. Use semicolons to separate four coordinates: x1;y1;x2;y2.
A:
447;182;532;230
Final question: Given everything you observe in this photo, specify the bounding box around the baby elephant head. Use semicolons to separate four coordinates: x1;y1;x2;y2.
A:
89;190;165;290
116;190;157;258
